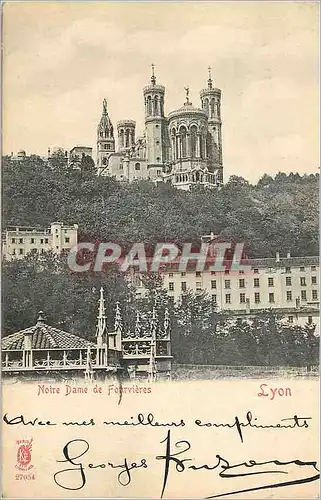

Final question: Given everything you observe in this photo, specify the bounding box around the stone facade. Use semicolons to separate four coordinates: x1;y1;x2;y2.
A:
97;67;223;190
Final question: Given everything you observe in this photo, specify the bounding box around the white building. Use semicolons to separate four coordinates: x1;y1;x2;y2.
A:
2;222;78;261
131;253;320;331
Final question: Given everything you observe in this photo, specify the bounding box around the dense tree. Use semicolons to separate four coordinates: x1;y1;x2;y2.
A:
2;155;318;257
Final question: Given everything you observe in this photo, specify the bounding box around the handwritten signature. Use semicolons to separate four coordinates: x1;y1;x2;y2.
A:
53;430;320;498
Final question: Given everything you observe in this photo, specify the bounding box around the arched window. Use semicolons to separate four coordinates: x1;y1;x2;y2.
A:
125;129;130;147
190;125;197;157
119;129;124;148
102;157;108;165
154;95;159;115
180;126;187;158
135;162;140;171
210;99;215;118
147;96;152;115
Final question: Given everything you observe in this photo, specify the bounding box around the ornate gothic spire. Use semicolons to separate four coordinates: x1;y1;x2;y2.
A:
135;311;142;337
151;63;156;86
96;287;106;345
164;308;170;334
207;66;213;90
114;301;123;332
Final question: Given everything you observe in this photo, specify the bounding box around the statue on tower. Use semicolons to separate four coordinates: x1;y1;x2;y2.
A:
103;98;108;113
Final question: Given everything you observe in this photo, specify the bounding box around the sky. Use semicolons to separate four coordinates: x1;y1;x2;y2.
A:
2;1;319;182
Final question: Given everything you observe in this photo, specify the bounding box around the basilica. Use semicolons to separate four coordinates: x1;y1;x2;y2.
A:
96;66;223;190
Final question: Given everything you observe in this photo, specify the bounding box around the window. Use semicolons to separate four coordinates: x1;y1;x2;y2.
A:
41;248;45;254
211;280;216;289
285;267;291;273
55;229;58;233
300;277;306;286
181;272;186;277
168;296;174;305
300;267;305;272
225;294;231;304
195;271;202;277
45;238;49;244
135;163;140;171
157;169;161;175
211;271;216;275
168;282;174;291
239;279;245;288
240;293;246;303
308;316;313;325
212;294;217;304
312;290;318;300
19;238;23;244
254;278;260;287
254;292;260;304
196;282;202;291
181;282;187;292
311;276;317;284
225;270;230;275
12;248;16;255
11;238;15;243
286;291;292;301
169;273;174;277
253;268;259;274
31;238;35;244
286;276;292;286
19;248;24;255
288;316;293;324
119;165;123;170
301;290;307;301
268;277;274;287
269;292;275;303
40;239;44;244
239;270;244;275
65;237;70;243
225;280;230;289
311;266;316;271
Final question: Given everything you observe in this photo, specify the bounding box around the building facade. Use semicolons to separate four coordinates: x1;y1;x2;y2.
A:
2;222;78;260
131;253;320;332
96;66;223;190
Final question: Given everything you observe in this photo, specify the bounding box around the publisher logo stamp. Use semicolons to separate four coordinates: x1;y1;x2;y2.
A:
16;439;34;471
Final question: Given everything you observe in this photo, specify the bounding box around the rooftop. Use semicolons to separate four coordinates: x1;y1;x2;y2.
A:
2;312;94;351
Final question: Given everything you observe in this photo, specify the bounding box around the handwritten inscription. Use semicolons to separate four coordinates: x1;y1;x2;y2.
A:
258;384;292;400
52;432;320;497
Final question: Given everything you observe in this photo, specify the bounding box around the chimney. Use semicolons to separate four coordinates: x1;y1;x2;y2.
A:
287;252;291;259
275;252;280;263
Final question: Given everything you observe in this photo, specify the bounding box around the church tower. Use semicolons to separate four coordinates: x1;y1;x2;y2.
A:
200;68;223;182
143;65;167;179
97;99;115;175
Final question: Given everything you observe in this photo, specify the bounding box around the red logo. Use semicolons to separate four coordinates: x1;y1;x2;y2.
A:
16;439;34;471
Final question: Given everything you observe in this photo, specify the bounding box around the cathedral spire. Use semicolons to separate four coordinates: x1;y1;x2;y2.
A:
151;63;156;86
207;66;213;90
96;287;106;345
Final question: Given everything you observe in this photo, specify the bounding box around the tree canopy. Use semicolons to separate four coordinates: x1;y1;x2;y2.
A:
2;155;319;257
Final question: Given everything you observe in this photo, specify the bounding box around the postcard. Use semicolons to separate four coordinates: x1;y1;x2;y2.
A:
1;1;320;499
